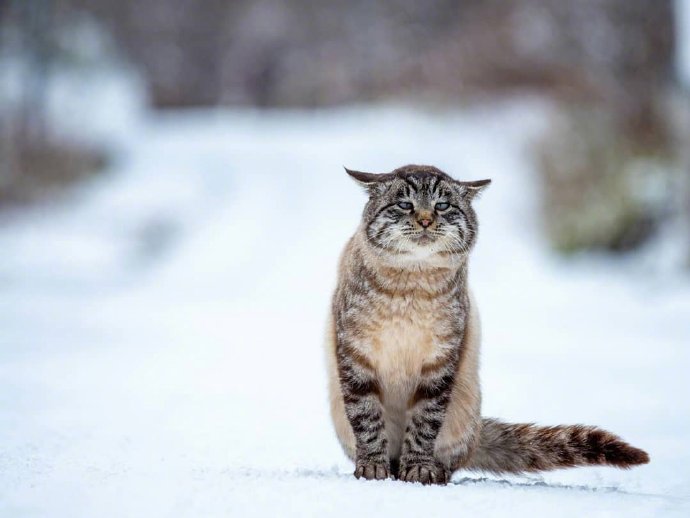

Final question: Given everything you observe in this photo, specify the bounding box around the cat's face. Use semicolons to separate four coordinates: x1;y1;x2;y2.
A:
348;165;490;261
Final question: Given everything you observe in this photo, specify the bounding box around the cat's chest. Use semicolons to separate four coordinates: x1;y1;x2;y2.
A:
364;298;449;384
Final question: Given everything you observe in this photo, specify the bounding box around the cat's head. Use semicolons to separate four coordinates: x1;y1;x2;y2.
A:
347;164;490;263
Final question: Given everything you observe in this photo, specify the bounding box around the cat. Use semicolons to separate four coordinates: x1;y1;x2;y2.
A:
325;164;649;484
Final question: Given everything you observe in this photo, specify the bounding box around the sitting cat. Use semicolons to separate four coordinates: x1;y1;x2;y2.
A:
325;164;649;484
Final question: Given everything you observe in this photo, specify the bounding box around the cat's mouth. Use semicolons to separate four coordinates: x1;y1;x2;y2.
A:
411;232;436;244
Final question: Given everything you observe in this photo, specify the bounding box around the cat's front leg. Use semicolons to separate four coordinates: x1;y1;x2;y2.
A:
399;355;457;485
336;340;390;480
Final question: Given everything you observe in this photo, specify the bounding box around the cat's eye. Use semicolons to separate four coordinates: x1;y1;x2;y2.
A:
435;202;450;211
397;201;413;210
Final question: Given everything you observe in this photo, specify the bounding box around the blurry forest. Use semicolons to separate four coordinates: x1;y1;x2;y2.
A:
0;0;688;263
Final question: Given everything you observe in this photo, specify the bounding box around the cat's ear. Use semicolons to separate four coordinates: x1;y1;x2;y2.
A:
344;167;394;194
460;179;491;200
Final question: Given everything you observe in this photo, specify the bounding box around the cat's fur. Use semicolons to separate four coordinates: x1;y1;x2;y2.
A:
326;164;649;484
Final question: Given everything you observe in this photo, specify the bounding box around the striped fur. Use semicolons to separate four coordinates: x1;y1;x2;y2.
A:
326;165;649;484
467;419;650;474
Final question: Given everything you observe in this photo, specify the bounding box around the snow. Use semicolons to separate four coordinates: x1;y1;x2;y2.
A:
1;100;689;517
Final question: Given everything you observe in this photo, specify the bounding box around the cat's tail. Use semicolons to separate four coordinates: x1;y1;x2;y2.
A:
465;418;649;474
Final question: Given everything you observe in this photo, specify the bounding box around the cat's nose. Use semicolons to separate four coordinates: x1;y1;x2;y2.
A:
416;211;435;228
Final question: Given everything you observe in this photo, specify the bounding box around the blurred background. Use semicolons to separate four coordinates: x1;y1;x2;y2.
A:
1;1;690;517
1;0;689;264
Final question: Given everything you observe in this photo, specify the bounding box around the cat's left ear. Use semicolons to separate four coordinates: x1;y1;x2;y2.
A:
460;179;491;200
344;167;394;194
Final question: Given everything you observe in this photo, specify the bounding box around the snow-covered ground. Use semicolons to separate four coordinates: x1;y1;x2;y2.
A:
0;101;689;517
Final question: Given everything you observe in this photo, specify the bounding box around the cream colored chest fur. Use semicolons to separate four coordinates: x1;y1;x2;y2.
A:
364;300;443;389
326;288;481;463
356;296;453;456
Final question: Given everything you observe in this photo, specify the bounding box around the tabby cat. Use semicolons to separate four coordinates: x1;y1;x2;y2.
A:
325;164;649;484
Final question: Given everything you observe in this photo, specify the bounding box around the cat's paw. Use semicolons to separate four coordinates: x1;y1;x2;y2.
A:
398;460;449;485
354;461;390;481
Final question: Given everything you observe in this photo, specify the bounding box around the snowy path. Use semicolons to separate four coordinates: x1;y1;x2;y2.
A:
0;103;688;517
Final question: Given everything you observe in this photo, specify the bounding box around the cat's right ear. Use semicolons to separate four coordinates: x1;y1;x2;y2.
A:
344;167;393;194
345;167;382;185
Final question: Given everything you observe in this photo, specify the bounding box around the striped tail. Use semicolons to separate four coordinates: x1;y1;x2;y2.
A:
466;418;650;474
